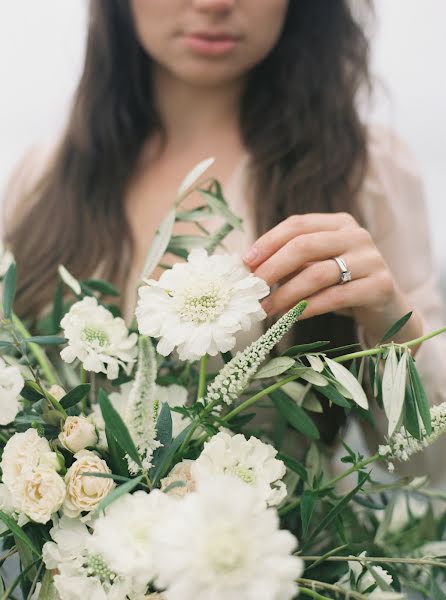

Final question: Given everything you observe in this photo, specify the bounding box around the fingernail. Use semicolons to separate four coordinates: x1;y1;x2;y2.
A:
243;247;258;264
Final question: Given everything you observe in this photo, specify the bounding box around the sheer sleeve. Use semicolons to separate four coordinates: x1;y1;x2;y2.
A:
355;125;446;481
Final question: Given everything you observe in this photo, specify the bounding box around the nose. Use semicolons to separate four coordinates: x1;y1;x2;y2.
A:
192;0;236;14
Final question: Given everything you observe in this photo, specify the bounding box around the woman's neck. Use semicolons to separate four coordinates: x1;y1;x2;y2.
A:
153;65;245;152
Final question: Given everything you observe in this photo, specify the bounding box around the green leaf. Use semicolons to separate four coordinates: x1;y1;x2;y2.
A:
162;480;186;494
99;389;142;468
301;491;316;537
156;402;173;448
0;512;40;557
82;472;133;483
177;157;214;198
167;235;208;250
24;336;67;346
2;262;16;319
324;357;368;410
382;345;398;420
408;354;432;435
150;422;195;487
277;453;308;481
431;577;446;600
380;311;413;343
82;279;120;297
199;189;243;230
314;383;351;408
176;207;210;221
403;381;421;440
21;381;44;402
52;280;64;332
105;429;130;478
271;389;320;440
95;476;143;514
253;357;295;379
306;471;369;544
282;341;330;357
388;352;408;437
60;384;91;409
139;208;176;280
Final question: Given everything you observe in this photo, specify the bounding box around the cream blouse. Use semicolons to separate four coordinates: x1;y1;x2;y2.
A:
3;125;446;480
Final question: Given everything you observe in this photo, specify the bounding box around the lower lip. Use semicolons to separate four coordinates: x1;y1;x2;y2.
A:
182;35;238;56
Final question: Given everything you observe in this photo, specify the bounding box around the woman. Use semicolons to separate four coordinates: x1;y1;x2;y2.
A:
3;1;446;475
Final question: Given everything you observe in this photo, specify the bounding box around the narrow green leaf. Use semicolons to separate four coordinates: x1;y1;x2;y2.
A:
403;381;421;440
431;577;446;600
307;471;369;544
99;389;142;468
2;262;16;319
277;453;308;481
21;381;44;402
162;480;186;494
271;389;320;440
24;336;67;346
301;491;316;537
199;189;243;230
253;357;295;379
388;352;408;437
105;429;130;478
52;280;64;332
408;354;432;435
167;235;208;250
156;402;173;448
81;472;132;483
60;384;91;409
314;383;350;408
282;341;330;357
325;357;368;410
176;207;210;221
139;208;176;280
82;279;120;297
151;422;195;487
95;476;143;514
177;157;214;199
0;512;40;557
382;345;397;420
380;311;413;343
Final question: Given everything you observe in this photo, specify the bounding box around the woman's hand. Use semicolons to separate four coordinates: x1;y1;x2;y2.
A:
243;212;423;347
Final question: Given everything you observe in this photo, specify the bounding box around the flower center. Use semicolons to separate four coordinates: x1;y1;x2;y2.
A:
85;553;116;582
179;282;230;325
207;526;246;574
81;326;110;347
225;464;256;485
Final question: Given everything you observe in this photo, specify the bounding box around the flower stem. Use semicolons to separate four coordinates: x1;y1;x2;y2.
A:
279;453;380;516
298;588;332;600
196;354;208;402
299;554;446;569
11;314;59;385
297;578;369;600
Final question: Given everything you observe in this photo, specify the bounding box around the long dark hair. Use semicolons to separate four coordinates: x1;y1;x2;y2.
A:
5;1;373;439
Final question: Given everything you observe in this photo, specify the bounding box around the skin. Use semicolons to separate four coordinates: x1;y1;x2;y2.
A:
129;0;423;349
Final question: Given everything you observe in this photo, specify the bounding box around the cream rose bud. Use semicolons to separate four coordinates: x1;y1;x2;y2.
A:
160;459;196;498
48;385;66;401
59;416;98;453
20;467;66;524
63;450;115;517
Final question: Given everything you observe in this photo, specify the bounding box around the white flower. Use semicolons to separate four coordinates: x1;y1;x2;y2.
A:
20;466;66;524
160;460;196;498
153;475;302;600
156;384;189;437
0;357;24;425
136;248;269;361
90;490;172;589
42;516;140;600
60;296;137;380
63;450;115;517
1;428;52;499
336;552;404;599
192;432;287;507
0;484;15;533
59;416;98;453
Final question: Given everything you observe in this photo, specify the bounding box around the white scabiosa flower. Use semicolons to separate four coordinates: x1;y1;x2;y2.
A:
136;248;269;361
204;301;307;406
89;490;172;590
42;516;140;600
60;296;137;380
0;357;24;425
153;475;303;600
192;432;286;507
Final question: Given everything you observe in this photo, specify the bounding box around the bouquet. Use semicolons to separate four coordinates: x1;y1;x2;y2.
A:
1;159;446;600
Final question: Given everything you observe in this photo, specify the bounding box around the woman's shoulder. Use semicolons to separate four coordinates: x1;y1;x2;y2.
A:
1;141;56;234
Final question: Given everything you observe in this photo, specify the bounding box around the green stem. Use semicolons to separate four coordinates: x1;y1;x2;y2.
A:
279;453;379;516
80;366;88;413
197;354;209;402
297;578;369;600
11;314;58;385
300;554;446;569
298;588;332;600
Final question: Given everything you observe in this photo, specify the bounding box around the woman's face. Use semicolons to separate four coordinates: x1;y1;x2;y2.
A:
130;0;289;86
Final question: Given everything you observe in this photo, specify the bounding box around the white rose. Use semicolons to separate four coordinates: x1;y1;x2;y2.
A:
0;357;24;425
20;467;66;524
160;460;196;498
0;484;15;533
59;416;98;453
1;429;51;499
39;451;64;473
63;450;115;517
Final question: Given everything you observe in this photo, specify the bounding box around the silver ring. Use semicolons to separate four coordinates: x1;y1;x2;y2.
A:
332;256;352;284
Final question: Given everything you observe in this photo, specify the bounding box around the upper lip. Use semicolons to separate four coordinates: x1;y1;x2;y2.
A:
186;30;241;41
